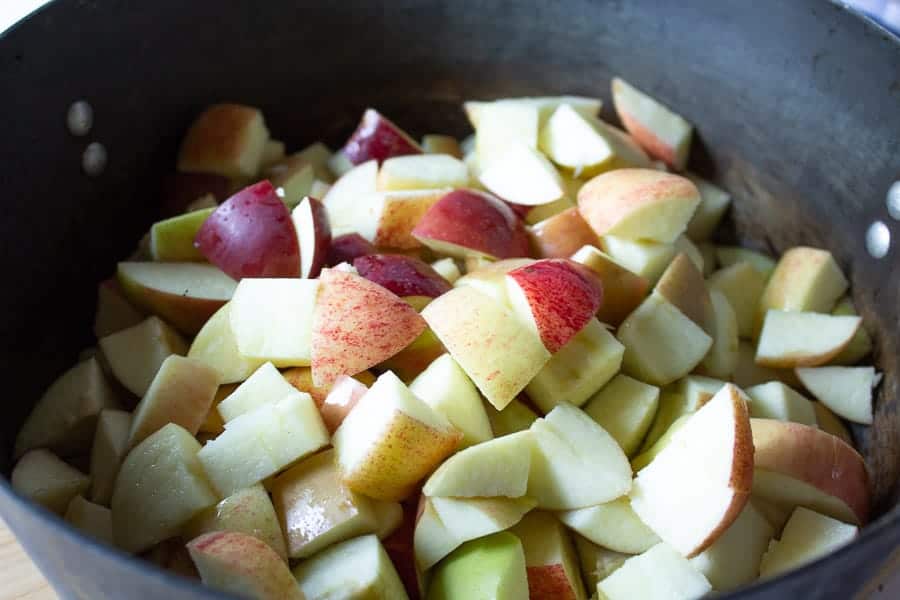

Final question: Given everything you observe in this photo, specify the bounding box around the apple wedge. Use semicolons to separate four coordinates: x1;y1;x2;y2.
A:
333;371;461;501
756;310;860;368
213;362;294;421
317;375;368;433
312;267;426;387
430;257;461;283
64;496;113;545
559;497;660;554
715;245;776;278
426;531;528;600
378;154;468;191
813;401;853;444
465;96;602;129
265;155;315;207
830;297;873;365
99;316;188;397
327;232;376;266
422;134;463;157
11;449;90;515
530;208;600;259
485;397;540;437
654;253;715;335
453;257;534;305
630;384;753;557
795;366;879;425
759;507;858;579
371;188;449;249
707;261;766;339
354;254;452;299
684;175;731;241
475;101;539;169
698;289;739;378
480;144;565;206
510;511;586;600
93;279;145;339
538;104;621;178
187;531;302;600
524;196;575;226
746;382;817;426
598;543;711;600
570;245;649;326
583;374;660;456
177;104;270;178
322;159;378;237
598;235;675;283
116;261;237;336
188;302;265;384
89;409;132;505
573;536;629;591
291;196;331;278
339;108;422;165
149;207;215;262
750;418;869;524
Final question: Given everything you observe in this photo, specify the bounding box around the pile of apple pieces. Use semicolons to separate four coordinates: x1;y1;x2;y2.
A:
9;78;882;600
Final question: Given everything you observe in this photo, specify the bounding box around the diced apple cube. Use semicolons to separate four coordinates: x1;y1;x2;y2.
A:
795;366;880;425
583;375;660;456
684;175;731;241
475;101;539;169
480;144;565;206
93;279;145;339
89;409;132;505
465;96;602;129
177;104;270;179
378;154;469;191
599;235;676;283
746;382;817;426
64;496;113;545
597;543;711;600
530;207;600;260
697;289;739;378
217;362;297;422
570;245;649;326
759;507;857;578
371;189;450;250
99;316;188;397
12;450;90;515
510;511;586;600
830;297;873;365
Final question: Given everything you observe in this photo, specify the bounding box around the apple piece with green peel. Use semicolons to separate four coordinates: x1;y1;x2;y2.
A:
530;207;600;260
11;450;90;515
312;267;427;387
116;261;237;336
177;104;269;179
795;366;879;425
99;316;188;397
291;196;331;279
354;254;452;299
149;207;215;261
422;134;463;158
746;382;817;426
188;302;265;384
322;160;378;236
598;543;711;600
630;384;753;557
229;278;318;367
485;398;540;436
654;253;715;335
426;531;529;600
760;508;858;579
128;355;218;448
527;319;624;413
198;391;328;497
697;289;739;378
453;257;535;305
187;531;302;600
89;409;132;505
599;235;675;283
559;497;660;554
830;297;873;364
684;175;730;241
573;535;629;591
216;362;296;422
756;311;860;368
707;261;767;339
410;354;493;448
339;108;422;166
423;430;533;498
185;483;287;562
510;511;585;600
480;144;565;206
570;245;649;326
578;169;700;243
294;534;409;600
583;374;659;456
93;279;145;339
333;371;461;501
528;403;631;510
266;156;315;207
430;258;461;283
15;357;118;459
750;418;869;525
813;401;853;444
112;424;218;552
617;292;712;386
64;496;113;545
378;154;469;191
423;286;550;410
466;96;602;129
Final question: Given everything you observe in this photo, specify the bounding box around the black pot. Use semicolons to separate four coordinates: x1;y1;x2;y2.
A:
0;1;898;598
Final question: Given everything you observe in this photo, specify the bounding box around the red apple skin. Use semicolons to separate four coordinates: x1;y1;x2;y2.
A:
354;254;452;299
296;197;332;278
412;189;532;260
194;180;300;279
319;375;368;433
527;565;578;600
339;109;423;165
507;259;604;353
327;233;376;267
160;173;229;217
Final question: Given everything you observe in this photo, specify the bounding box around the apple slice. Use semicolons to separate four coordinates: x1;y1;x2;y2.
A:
813;401;853;444
149;207;215;261
480;144;565;206
64;496;113;545
377;154;468;191
750;418;869;525
746;382;817;426
423;430;533;498
426;531;528;600
583;374;660;456
311;267;427;387
333;371;461;501
559;497;660;554
215;362;296;422
598;543;711;600
422;286;550;410
830;297;873;365
128;355;218;448
422;134;463;157
697;289;739;378
485;398;540;437
611;78;693;170
505;259;603;353
327;232;376;266
573;535;629;591
524;196;575;225
654;253;715;335
11;449;90;515
185;483;287;562
187;531;302;600
89;409;132;505
683;175;731;241
528;403;631;510
412;189;531;260
93;279;145;339
265;155;315;208
715;245;776;278
630;384;753;557
756;310;860;368
538;104;620;177
795;366;879;425
599;236;676;285
177;104;270;178
410;354;493;448
475;101;539;169
338;108;422;165
759;507;858;579
290;197;331;279
188;302;265;384
322;159;379;236
526;318;625;412
707;261;766;339
453;257;535;305
570;245;649;326
430;258;461;283
510;511;586;600
371;188;449;249
99;316;188;396
112;424;218;552
530;208;599;260
229;278;319;367
465;96;602;129
354;254;452;299
578;169;700;243
15;357;118;459
293;534;408;600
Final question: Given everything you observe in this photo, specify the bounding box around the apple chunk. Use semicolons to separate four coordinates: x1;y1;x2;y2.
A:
746;381;817;426
322;159;378;237
510;511;586;600
354;254;452;299
177;104;270;179
11;449;90;515
188;302;265;384
265;155;315;208
422;133;463;157
597;543;711;600
630;384;753;557
371;188;449;249
89;409;132;505
599;235;676;283
795;366;879;425
530;208;599;259
759;507;858;579
292;196;331;279
570;245;649;326
99;316;188;397
684;175;731;241
485;397;540;437
64;496;113;545
216;362;297;422
378;154;469;191
756;310;860;368
339;108;422;165
480;144;565;206
654;253;715;335
93;279;145;339
328;233;376;266
707;261;767;339
426;531;528;600
698;289;739;378
149;207;215;262
583;374;660;456
558;497;660;555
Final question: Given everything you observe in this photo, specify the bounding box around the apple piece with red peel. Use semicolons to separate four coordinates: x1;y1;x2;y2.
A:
339;108;422;165
570;245;649;326
354;254;452;299
177;104;270;179
322;160;378;237
320;375;368;433
412;189;531;260
327;233;376;266
611;78;694;171
795;366;879;425
505;259;603;353
372;188;449;249
161;173;230;217
530;208;600;259
578;169;700;243
598;543;711;600
756;311;861;368
454;257;535;305
510;511;586;600
312;268;427;387
291;196;331;278
195;180;301;279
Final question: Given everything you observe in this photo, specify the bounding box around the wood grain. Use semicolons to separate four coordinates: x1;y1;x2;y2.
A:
0;518;55;600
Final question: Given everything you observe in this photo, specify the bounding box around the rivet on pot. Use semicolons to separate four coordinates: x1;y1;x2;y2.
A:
82;142;107;176
66;100;93;136
887;181;900;221
865;220;890;259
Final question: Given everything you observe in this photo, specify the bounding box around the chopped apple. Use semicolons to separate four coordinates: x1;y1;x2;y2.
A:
354;254;452;299
583;375;659;456
290;197;331;279
830;297;873;365
559;497;660;554
293;534;409;600
379;325;447;383
538;104;621;178
599;235;676;283
684;175;731;241
422;134;463;158
371;188;450;249
93;279;145;339
112;424;218;552
751;497;793;535
759;507;858;579
11;449;90;515
426;531;528;600
89;409;132;505
573;535;629;591
15;357;118;459
465;96;602;129
750;418;869;524
453;257;534;305
430;258;461;283
177;104;270;178
528;403;631;509
756;310;860;368
149;207;215;261
281;366;377;407
530;208;600;259
99;316;188;396
261;139;285;167
64;495;113;545
598;542;710;600
322;160;378;236
698;289;739;378
697;242;716;276
339;108;422;165
188;302;265;384
746;382;817;426
315;375;366;433
200;383;231;435
617;292;713;386
333;371;461;500
813;401;853;444
293;142;335;182
715;245;776;278
229;278;318;367
184;483;287;562
638;386;709;454
327;232;376;266
631;414;690;472
480;144;566;206
216;362;296;422
654;253;715;335
510;511;586;600
422;286;550;410
266;155;315;207
198;391;328;497
732;340;802;389
378;154;469;191
795;366;879;425
673;235;704;272
475;101;539;169
187;531;302;600
570;245;649;326
524;196;575;226
485;397;540;437
611;78;693;170
630;384;753;557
